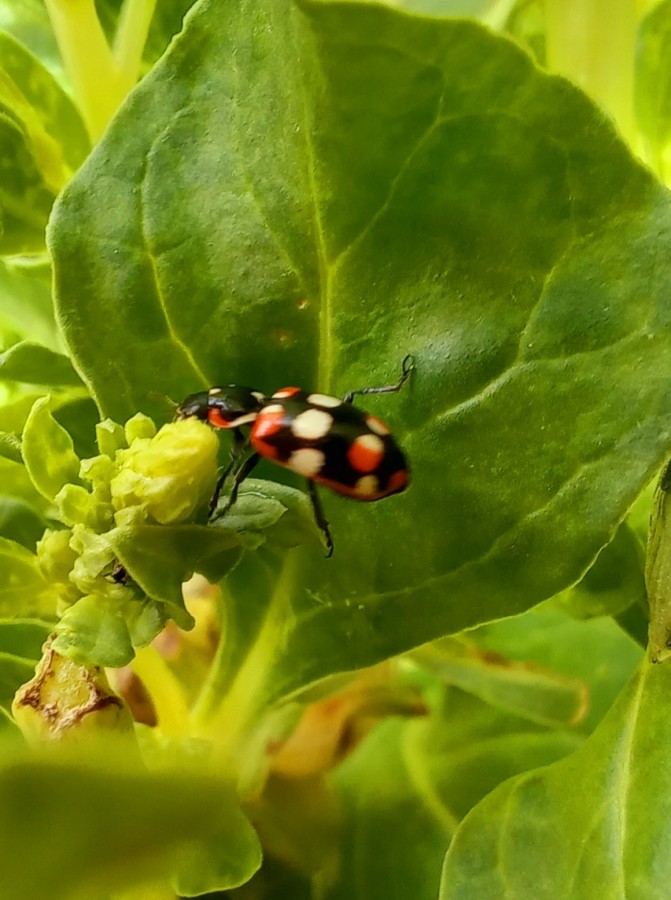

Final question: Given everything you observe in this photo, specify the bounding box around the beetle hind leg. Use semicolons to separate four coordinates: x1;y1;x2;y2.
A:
307;480;334;558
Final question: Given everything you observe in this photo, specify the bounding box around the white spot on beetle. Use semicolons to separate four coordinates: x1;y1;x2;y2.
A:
272;388;299;399
366;415;390;436
291;408;333;440
354;475;379;496
288;447;326;476
307;393;342;408
252;391;266;401
355;434;385;455
261;403;284;415
227;412;259;427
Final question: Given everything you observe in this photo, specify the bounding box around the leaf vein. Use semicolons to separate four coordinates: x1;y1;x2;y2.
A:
230;53;309;298
138;141;208;386
291;8;332;388
330;100;446;273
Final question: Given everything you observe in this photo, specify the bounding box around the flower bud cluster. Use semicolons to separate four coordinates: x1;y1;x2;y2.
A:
35;415;218;662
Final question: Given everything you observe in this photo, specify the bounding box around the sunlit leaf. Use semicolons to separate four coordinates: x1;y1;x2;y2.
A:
0;341;82;386
0;2;62;83
0;31;88;169
554;520;646;619
412;638;588;728
0;258;56;348
22;395;81;501
505;0;545;63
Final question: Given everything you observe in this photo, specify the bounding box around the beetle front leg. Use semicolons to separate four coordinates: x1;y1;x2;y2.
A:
208;428;248;519
210;451;261;521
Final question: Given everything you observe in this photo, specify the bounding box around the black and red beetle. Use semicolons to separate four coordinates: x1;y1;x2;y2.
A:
176;356;414;555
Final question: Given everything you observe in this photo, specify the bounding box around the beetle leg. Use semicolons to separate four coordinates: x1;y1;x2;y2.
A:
209;428;248;518
343;354;415;404
307;479;334;558
210;451;261;521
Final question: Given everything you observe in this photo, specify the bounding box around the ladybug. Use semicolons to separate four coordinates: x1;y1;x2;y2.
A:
176;356;414;556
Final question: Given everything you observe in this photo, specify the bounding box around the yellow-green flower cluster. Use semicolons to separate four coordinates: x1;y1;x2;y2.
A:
34;414;218;664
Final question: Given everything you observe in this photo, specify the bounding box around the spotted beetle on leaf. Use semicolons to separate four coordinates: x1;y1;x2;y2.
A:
176;355;414;556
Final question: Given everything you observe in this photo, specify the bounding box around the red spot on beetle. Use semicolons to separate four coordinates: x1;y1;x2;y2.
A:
251;410;286;444
272;386;301;399
208;409;231;429
387;470;408;493
347;437;385;474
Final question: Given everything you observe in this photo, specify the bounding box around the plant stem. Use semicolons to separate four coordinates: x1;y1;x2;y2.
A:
132;644;190;737
113;0;157;81
44;0;155;143
189;582;235;727
44;0;118;141
192;555;297;770
544;0;638;146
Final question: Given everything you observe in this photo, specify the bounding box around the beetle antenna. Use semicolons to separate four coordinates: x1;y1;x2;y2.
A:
148;391;179;411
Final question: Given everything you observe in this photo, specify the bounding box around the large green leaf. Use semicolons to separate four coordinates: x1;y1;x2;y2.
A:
49;0;671;702
439;654;671;899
